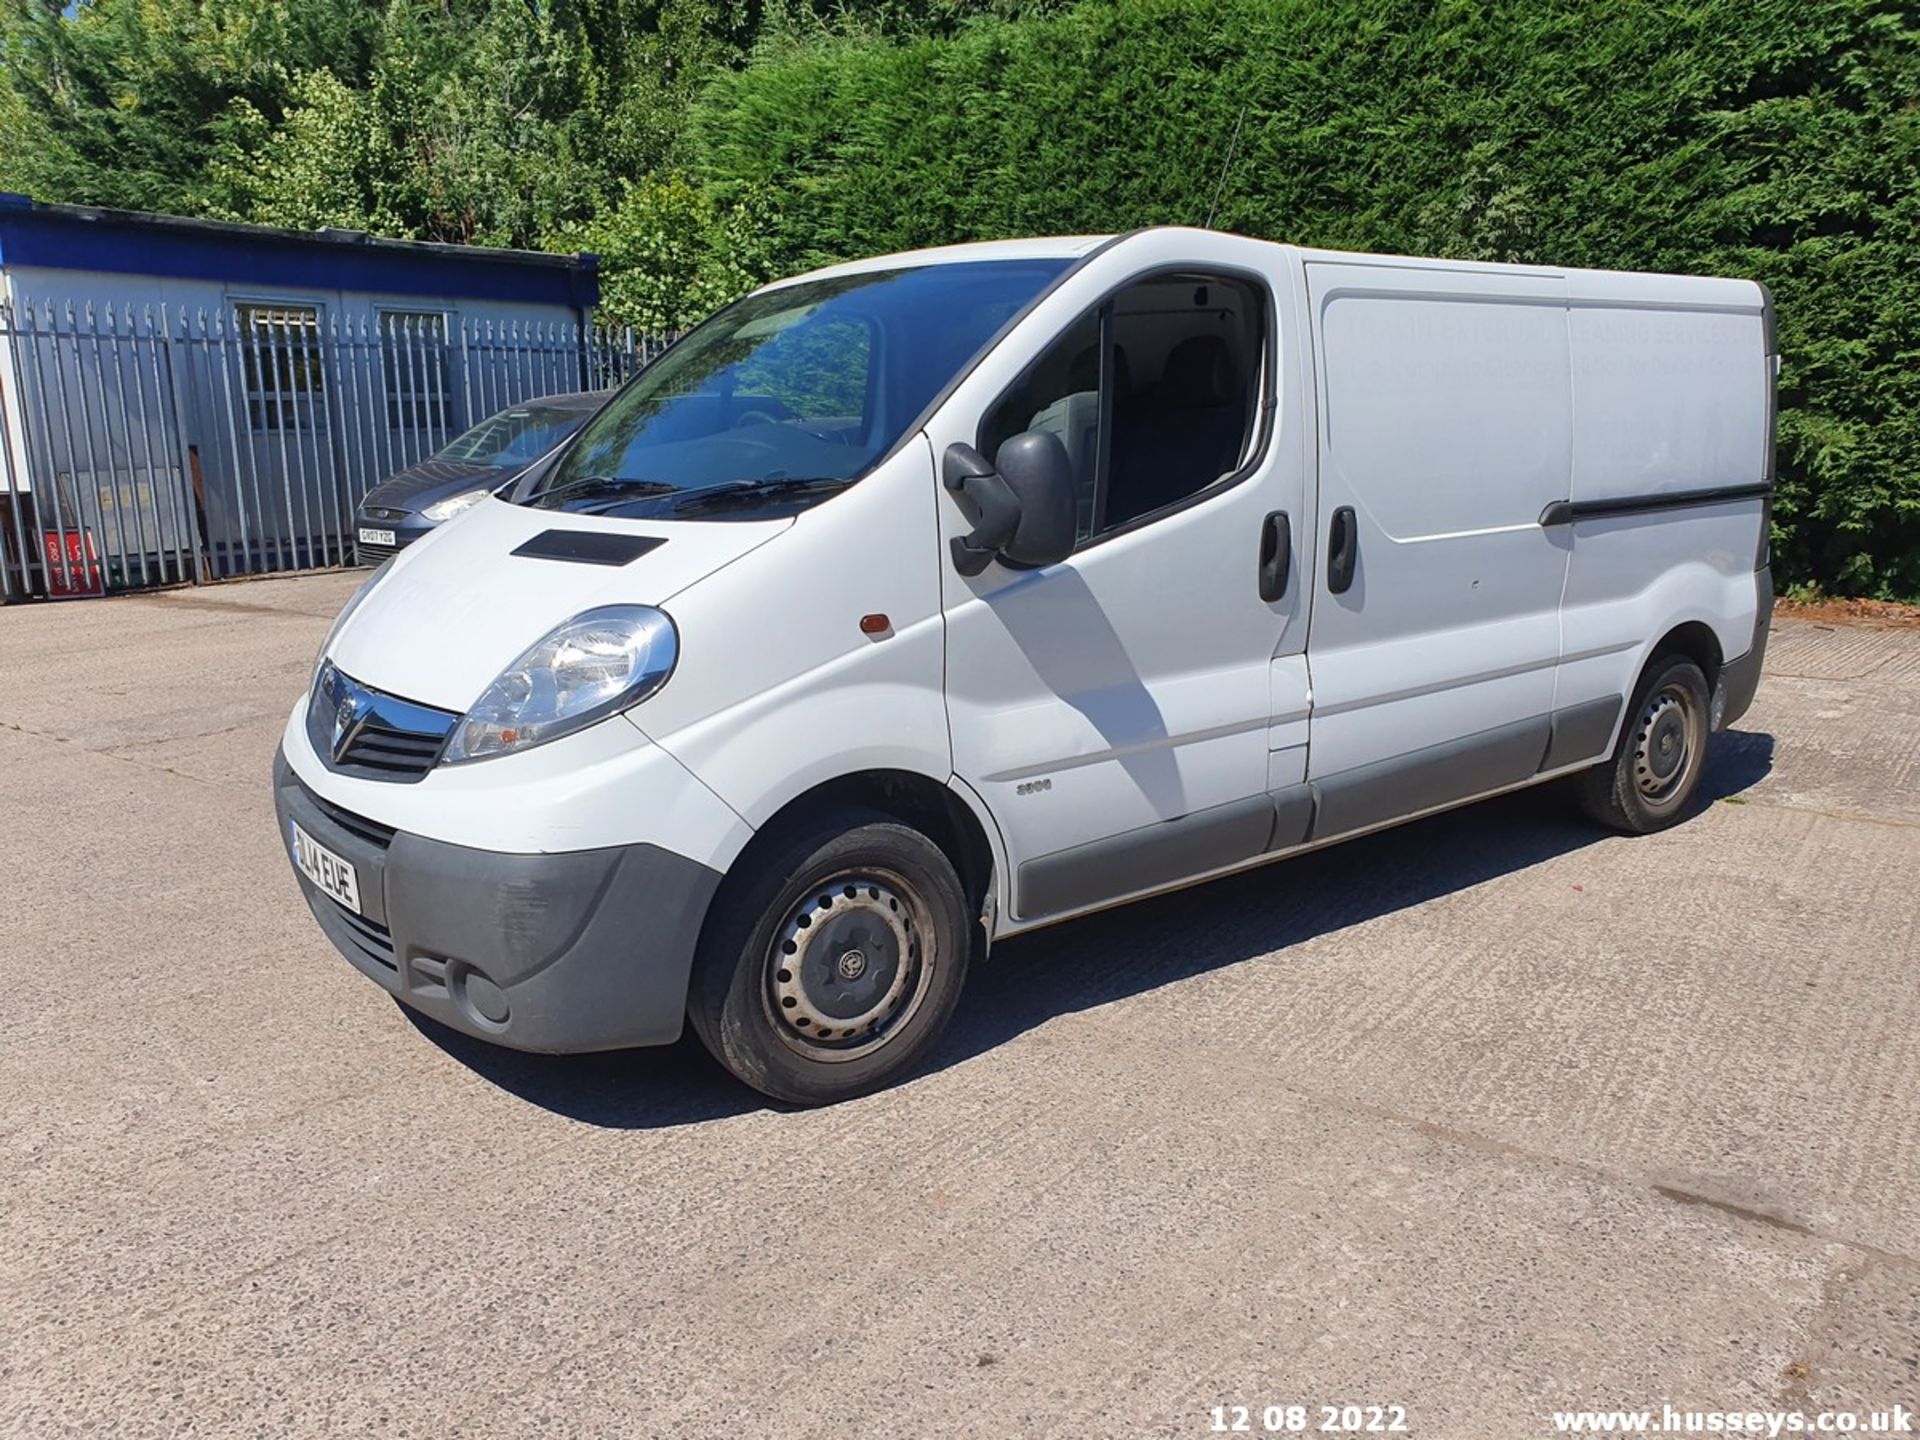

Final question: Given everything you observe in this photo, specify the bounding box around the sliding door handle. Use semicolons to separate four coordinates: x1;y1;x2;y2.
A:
1257;510;1291;601
1327;505;1358;594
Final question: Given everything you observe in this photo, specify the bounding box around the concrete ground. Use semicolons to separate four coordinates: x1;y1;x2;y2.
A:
2;572;1917;1440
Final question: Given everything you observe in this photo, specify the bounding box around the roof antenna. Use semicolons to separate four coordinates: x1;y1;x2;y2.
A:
1203;103;1249;231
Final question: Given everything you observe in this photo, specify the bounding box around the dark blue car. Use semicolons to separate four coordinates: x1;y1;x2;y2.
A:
353;391;610;565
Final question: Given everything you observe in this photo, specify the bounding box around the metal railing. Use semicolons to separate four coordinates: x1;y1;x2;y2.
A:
0;302;669;601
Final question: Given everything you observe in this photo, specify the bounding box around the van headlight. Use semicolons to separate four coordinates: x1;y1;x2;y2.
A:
422;488;490;523
442;605;678;764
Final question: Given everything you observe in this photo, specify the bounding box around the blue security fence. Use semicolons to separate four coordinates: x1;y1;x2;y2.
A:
0;302;667;600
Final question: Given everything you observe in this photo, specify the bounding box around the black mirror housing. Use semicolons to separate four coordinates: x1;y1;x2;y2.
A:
943;442;1020;576
993;430;1077;569
942;433;1077;575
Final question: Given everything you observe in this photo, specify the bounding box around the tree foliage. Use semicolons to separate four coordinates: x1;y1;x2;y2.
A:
0;0;1067;326
550;172;780;334
695;0;1920;599
0;0;381;215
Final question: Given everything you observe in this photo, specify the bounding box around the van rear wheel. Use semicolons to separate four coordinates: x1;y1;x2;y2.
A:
688;808;972;1105
1576;655;1712;834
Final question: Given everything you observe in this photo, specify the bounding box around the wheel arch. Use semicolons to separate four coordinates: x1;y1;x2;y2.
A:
1648;619;1725;691
709;767;1000;924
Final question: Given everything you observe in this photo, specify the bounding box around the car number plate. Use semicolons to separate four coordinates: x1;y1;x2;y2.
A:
358;527;396;547
291;820;361;915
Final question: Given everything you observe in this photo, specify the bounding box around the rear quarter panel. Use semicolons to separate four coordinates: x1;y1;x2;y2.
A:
1554;272;1769;727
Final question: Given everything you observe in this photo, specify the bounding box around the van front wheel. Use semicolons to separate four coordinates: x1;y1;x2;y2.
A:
1576;655;1712;834
688;809;972;1105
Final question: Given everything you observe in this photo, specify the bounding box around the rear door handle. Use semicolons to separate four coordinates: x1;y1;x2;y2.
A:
1327;505;1358;594
1257;510;1291;601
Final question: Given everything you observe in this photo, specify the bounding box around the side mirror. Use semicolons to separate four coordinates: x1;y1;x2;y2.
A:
993;430;1078;569
941;433;1077;576
942;443;1018;576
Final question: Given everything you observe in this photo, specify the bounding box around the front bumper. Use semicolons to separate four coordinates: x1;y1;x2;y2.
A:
273;748;722;1052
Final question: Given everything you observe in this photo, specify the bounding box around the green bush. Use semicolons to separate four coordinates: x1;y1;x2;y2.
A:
695;0;1920;600
551;172;783;334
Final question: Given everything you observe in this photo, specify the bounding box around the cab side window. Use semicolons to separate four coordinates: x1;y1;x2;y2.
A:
980;311;1102;536
980;273;1266;544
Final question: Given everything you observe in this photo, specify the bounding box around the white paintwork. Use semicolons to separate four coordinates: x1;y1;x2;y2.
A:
1303;261;1573;781
286;228;1771;949
1554;505;1761;728
327;496;788;712
1565;269;1769;506
629;437;953;830
280;692;754;863
1551;269;1768;740
927;228;1311;917
765;237;1111;294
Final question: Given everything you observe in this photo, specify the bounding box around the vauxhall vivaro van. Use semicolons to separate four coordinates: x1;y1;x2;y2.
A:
275;227;1775;1104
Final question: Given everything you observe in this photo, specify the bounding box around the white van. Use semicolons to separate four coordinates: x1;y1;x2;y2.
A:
275;227;1775;1104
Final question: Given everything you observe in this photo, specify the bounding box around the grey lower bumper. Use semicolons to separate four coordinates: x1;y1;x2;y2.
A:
1715;564;1773;731
273;748;722;1053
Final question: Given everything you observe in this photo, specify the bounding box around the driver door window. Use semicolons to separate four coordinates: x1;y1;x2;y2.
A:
980;273;1265;544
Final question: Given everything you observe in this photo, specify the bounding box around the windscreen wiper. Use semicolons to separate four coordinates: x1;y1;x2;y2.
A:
669;477;855;514
536;474;677;509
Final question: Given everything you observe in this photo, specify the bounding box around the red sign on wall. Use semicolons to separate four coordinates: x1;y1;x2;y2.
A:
42;529;106;598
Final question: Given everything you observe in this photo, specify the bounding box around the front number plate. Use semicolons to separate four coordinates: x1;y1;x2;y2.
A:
358;527;396;547
291;820;361;915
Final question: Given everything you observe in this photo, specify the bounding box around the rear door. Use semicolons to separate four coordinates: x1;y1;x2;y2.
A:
1301;260;1575;836
932;232;1312;925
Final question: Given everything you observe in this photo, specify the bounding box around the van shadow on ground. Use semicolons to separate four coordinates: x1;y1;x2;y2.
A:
408;729;1775;1129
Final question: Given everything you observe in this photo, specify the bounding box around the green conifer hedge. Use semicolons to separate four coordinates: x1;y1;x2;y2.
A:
696;0;1920;598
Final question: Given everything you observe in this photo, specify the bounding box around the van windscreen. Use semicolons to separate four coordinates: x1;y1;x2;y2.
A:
522;259;1071;520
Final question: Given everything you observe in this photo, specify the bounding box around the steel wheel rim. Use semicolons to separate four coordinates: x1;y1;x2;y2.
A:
1631;682;1704;811
765;868;935;1063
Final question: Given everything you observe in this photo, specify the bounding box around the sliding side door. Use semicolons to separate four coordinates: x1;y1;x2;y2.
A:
1301;260;1575;837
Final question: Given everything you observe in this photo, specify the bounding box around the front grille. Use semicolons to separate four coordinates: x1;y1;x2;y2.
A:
340;719;447;778
307;789;397;850
354;541;398;566
336;907;398;972
308;663;459;783
361;505;410;523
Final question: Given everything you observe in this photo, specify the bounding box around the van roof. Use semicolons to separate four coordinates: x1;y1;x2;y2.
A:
763;229;1764;314
763;236;1114;292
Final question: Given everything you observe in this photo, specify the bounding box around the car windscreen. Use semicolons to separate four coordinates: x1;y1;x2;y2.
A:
436;405;593;468
521;259;1071;520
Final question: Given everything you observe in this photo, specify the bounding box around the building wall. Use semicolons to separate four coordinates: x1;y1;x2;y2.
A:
0;266;29;493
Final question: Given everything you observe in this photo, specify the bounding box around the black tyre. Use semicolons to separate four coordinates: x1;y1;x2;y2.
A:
687;808;972;1105
1576;654;1712;834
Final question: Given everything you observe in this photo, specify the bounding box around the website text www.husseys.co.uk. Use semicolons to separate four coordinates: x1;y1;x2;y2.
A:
1549;1405;1913;1435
